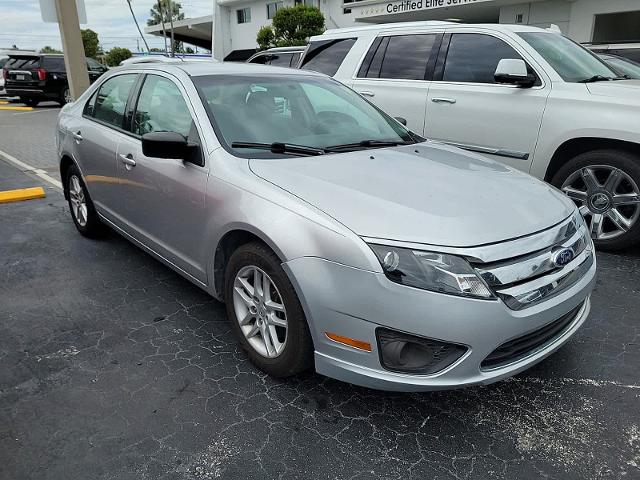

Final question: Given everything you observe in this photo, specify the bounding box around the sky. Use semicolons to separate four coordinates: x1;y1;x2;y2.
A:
0;0;213;53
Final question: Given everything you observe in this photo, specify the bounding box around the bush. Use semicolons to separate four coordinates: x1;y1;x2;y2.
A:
105;47;132;67
256;5;324;49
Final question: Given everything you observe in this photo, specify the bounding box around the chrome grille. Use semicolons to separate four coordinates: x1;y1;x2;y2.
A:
474;213;594;310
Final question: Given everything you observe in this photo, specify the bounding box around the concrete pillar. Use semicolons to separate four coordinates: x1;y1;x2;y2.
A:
54;0;90;101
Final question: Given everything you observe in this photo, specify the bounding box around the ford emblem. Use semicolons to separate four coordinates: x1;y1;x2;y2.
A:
552;248;575;268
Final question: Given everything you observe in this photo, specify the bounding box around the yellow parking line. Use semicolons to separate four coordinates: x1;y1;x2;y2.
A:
0;187;46;204
0;106;33;111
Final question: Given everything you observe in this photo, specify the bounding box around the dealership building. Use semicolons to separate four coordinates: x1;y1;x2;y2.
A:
145;0;640;60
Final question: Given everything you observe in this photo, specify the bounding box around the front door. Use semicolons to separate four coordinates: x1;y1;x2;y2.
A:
425;32;550;172
116;73;209;282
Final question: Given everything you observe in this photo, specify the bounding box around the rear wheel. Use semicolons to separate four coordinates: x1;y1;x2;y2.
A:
59;87;72;106
21;97;39;107
224;242;313;377
552;149;640;251
66;164;105;237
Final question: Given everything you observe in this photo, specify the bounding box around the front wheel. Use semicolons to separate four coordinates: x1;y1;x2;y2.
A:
224;242;313;377
552;149;640;251
21;97;39;107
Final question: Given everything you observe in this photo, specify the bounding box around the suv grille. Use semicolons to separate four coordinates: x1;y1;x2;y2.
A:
481;302;584;370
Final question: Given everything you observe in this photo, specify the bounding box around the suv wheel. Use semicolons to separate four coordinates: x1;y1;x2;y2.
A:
59;87;72;106
224;242;313;377
66;164;105;237
552;149;640;250
21;97;39;107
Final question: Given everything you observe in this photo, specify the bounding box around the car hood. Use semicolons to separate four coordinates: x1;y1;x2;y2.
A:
586;79;640;98
249;142;574;247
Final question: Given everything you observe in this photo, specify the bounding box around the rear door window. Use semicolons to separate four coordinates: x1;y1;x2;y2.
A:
359;35;439;80
88;74;138;129
300;38;356;76
6;57;40;70
269;53;293;67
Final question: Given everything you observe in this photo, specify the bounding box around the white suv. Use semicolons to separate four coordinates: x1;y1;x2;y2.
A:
299;22;640;250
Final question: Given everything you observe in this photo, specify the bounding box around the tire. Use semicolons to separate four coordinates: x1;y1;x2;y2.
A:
552;149;640;251
21;97;39;107
224;242;313;377
65;164;105;238
59;87;71;106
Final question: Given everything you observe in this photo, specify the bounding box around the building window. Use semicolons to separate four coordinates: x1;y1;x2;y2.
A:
516;13;523;24
295;0;319;7
343;0;353;14
267;2;283;19
237;8;251;24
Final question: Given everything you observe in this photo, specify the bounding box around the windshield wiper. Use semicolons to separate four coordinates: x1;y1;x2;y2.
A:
231;142;325;156
578;75;626;83
324;139;414;152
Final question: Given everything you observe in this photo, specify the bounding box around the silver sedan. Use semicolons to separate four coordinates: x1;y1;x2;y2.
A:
57;62;596;391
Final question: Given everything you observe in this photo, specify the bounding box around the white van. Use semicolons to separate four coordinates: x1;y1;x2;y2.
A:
299;22;640;250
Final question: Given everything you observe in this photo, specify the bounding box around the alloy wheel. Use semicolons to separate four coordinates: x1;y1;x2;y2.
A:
63;88;72;104
561;165;640;240
232;265;288;358
69;175;88;227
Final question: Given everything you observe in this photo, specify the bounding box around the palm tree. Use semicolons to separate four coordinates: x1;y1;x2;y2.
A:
125;0;150;53
147;1;185;56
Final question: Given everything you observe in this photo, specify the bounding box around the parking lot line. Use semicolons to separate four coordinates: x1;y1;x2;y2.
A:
0;148;62;189
0;186;46;204
0;106;33;111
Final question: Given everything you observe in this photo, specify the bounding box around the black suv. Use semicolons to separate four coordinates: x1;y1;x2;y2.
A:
2;54;107;106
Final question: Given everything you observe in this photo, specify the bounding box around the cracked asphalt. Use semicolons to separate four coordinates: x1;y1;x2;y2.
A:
1;106;639;479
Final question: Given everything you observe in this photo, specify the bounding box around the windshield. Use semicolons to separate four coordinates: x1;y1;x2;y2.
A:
192;74;415;158
518;32;618;82
603;55;640;79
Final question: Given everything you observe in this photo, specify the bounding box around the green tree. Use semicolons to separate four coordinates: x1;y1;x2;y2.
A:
147;1;185;55
257;26;275;50
40;46;62;54
257;5;324;49
105;47;132;66
81;29;101;59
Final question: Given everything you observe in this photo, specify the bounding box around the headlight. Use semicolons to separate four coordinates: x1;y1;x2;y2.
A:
369;244;494;299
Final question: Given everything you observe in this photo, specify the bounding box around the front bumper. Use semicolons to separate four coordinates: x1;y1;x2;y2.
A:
283;253;596;392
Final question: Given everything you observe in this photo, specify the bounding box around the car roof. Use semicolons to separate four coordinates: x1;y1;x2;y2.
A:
260;46;306;53
315;22;551;39
117;60;325;78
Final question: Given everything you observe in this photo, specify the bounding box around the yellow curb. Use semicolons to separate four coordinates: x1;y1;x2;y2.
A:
0;106;34;111
0;100;9;104
0;187;46;204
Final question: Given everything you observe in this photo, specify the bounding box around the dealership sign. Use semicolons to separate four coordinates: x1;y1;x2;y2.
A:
356;0;494;17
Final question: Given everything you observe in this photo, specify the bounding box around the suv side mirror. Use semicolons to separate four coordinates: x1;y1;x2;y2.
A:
494;59;536;88
142;131;202;166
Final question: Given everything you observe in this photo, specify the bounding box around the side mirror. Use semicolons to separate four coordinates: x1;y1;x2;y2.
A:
494;59;536;88
142;131;202;166
394;116;408;126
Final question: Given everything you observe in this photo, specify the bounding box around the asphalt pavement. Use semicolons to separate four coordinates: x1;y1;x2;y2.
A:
0;102;639;480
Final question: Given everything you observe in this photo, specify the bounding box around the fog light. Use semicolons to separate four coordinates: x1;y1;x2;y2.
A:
377;328;467;375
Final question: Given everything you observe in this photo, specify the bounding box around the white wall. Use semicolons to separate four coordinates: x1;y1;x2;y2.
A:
568;0;640;43
499;1;571;34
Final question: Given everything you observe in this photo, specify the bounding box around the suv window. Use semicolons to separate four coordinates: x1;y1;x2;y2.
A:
300;38;356;76
133;75;194;139
442;34;525;84
87;58;105;72
5;57;40;69
42;56;65;70
359;34;439;80
269;53;294;67
88;74;137;128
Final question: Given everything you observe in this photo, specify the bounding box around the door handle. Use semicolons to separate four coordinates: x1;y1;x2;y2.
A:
432;97;457;104
71;131;83;141
119;153;136;167
358;90;375;97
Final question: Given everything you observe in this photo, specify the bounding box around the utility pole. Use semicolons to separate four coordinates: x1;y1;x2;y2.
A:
54;0;90;101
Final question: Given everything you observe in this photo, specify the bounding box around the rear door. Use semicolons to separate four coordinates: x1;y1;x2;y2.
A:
115;73;209;282
424;31;550;171
300;38;357;77
5;55;41;88
70;73;139;218
351;33;442;134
